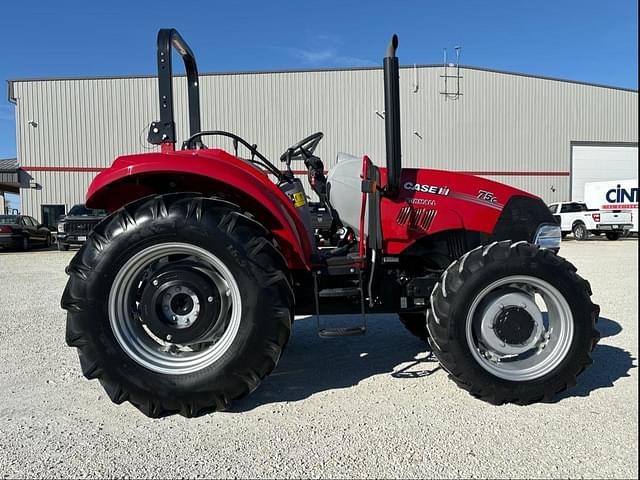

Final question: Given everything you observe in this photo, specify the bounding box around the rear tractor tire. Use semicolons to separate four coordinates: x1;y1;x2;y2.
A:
62;193;293;417
426;241;599;405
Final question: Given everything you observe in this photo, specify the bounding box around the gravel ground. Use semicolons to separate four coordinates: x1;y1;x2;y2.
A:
0;238;637;479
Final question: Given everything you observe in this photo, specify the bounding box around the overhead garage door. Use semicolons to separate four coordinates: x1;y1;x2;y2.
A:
571;143;639;201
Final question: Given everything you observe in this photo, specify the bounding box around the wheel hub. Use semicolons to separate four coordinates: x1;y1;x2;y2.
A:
139;262;229;345
161;286;199;328
477;291;544;356
493;307;535;345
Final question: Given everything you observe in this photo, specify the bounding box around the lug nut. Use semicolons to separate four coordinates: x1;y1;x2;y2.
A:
207;296;214;303
166;334;172;341
152;280;158;286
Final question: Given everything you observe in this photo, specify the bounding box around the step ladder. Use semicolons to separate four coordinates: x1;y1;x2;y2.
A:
313;264;367;337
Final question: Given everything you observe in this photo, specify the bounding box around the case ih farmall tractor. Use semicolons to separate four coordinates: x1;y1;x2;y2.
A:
62;29;599;417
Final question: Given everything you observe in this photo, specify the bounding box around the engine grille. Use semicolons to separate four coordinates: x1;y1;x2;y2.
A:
396;207;436;231
64;221;98;234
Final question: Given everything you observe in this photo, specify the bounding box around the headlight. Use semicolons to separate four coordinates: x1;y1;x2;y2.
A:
533;224;561;250
57;223;65;233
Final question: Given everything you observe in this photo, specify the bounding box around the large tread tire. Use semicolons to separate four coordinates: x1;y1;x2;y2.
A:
426;241;600;405
62;193;293;418
398;313;429;342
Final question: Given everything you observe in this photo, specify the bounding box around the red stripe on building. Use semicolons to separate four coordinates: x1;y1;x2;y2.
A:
457;171;570;176
21;166;106;172
20;166;571;177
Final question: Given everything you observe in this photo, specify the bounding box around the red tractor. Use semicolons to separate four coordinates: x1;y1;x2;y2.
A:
62;30;599;417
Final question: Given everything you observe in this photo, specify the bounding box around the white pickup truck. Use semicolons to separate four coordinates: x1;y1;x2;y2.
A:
547;201;633;241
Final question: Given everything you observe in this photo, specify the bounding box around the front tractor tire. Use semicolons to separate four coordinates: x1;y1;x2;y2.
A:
61;193;293;417
426;241;599;405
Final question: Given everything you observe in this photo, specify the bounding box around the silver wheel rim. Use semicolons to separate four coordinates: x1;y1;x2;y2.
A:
108;242;242;375
465;275;574;381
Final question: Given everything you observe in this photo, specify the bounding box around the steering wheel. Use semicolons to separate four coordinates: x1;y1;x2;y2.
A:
280;132;324;163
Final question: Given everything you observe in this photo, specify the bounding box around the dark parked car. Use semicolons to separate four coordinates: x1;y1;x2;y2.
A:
0;215;53;251
56;204;108;251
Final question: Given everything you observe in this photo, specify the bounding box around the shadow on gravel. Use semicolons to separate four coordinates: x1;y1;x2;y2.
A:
231;314;634;411
229;314;439;412
597;316;623;339
556;316;635;401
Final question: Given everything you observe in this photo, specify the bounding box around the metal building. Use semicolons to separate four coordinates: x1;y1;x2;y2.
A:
7;64;638;224
0;158;21;214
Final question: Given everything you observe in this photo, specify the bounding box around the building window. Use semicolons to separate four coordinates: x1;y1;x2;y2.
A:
41;204;66;229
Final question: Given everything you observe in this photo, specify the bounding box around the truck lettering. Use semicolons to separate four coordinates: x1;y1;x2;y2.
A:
606;185;638;203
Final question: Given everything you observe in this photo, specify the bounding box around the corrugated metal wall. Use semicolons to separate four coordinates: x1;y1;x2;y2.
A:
10;66;638;219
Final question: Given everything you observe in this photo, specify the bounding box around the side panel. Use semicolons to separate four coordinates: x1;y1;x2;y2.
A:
380;168;536;254
85;149;312;270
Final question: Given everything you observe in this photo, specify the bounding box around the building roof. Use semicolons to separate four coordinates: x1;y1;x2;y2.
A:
0;158;18;172
7;64;638;101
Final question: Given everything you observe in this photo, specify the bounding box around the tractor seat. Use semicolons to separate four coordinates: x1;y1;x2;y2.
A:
326;153;364;237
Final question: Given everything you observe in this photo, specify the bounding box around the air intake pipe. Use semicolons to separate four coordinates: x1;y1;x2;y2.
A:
383;34;401;198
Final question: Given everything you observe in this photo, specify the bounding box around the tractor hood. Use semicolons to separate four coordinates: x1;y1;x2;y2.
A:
377;167;554;254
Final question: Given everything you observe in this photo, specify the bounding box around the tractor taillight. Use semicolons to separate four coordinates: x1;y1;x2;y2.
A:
592;213;600;222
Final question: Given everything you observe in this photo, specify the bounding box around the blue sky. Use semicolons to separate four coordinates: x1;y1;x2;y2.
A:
0;0;637;166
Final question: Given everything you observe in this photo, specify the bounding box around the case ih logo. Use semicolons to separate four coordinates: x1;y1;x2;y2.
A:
403;182;450;195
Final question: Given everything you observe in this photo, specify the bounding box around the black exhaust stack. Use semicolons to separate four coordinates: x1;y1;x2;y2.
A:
383;34;401;198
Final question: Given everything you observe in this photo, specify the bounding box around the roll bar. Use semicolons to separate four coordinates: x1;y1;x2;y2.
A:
147;29;201;148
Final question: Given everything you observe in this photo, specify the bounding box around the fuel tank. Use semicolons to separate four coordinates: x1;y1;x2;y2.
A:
326;153;364;236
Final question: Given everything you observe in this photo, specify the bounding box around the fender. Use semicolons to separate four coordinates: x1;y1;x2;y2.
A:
86;148;312;270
